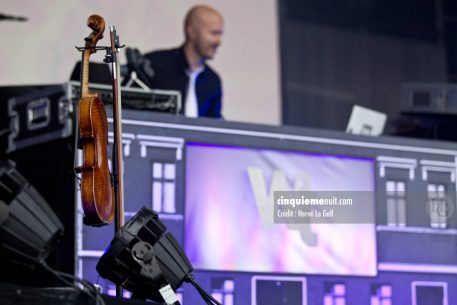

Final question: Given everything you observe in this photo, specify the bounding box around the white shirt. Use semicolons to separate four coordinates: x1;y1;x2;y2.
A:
184;67;204;117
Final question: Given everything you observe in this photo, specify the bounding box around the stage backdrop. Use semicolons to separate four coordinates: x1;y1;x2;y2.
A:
0;0;280;125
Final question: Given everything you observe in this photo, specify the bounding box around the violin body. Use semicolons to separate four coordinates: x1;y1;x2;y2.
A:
76;15;114;226
78;95;114;226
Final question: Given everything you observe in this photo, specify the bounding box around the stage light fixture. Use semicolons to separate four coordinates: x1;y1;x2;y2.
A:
0;160;64;271
96;207;221;305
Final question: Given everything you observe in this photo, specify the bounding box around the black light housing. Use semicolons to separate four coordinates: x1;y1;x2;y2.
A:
0;160;64;271
96;207;193;302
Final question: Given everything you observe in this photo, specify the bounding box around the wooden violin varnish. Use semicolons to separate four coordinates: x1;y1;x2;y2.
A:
76;15;114;226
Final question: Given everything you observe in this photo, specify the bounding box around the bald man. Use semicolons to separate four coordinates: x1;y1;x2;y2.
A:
143;5;224;118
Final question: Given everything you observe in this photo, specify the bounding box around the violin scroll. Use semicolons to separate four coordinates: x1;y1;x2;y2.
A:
84;15;105;53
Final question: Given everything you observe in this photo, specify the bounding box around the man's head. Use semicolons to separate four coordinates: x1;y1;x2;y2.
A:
184;5;224;61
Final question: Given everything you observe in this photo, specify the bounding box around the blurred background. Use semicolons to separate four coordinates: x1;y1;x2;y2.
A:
2;0;457;134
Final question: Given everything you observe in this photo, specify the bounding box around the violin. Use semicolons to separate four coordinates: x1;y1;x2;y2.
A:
77;15;114;226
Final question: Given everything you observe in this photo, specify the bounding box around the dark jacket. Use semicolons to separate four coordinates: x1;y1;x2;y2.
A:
143;47;222;118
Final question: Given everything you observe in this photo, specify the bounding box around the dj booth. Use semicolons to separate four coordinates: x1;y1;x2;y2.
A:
2;83;457;305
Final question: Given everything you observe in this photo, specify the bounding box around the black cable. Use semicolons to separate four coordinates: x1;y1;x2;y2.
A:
192;284;212;304
41;262;97;300
190;284;213;305
40;261;79;288
185;274;222;305
54;271;105;305
39;260;105;305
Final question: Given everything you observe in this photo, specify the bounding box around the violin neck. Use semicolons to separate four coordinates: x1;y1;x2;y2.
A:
81;50;92;98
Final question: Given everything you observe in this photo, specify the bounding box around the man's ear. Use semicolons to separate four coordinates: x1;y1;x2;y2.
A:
186;25;197;41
